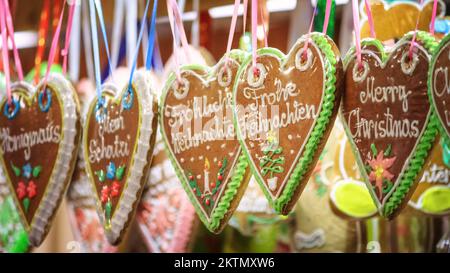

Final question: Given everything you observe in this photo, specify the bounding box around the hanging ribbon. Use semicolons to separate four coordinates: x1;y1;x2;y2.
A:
322;0;332;35
127;0;152;92
364;0;376;38
166;0;191;81
191;0;200;48
52;0;63;65
430;0;439;36
93;0;114;80
225;0;241;63
352;0;362;68
2;0;23;81
408;0;424;60
302;0;332;60
145;0;159;70
258;3;268;48
168;0;191;63
89;0;114;103
42;1;67;87
0;0;12;104
62;1;76;74
251;0;257;72
243;0;248;33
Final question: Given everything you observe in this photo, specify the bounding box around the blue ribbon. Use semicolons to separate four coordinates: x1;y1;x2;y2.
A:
127;0;152;93
146;0;159;70
89;0;114;104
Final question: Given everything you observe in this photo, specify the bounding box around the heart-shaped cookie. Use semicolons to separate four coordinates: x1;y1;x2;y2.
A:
83;70;158;245
136;150;197;252
0;73;81;246
341;31;439;219
429;33;450;139
160;50;251;233
233;32;343;215
408;135;450;216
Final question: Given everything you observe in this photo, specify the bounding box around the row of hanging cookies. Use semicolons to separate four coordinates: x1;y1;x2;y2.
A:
1;0;450;253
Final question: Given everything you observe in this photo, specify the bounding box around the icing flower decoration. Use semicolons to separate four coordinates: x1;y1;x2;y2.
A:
101;185;110;203
111;181;121;197
368;150;396;199
27;181;37;199
22;163;32;179
106;162;116;180
16;181;27;200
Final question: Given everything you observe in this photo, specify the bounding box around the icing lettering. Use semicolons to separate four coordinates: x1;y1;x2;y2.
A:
88;115;130;163
360;77;411;112
0;122;61;161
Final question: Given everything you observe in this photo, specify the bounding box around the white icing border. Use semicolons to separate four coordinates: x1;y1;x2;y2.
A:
0;74;81;246
83;69;156;244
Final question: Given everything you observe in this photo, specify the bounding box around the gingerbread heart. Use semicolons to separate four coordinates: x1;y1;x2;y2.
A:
341;31;439;219
83;70;158;245
429;33;450;139
160;50;251;233
233;32;343;215
0;73;81;246
136;148;197;252
408;135;450;216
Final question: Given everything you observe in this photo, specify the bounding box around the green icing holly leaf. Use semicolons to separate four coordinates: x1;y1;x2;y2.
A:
384;144;392;157
96;170;105;182
32;165;42;178
105;200;112;225
11;163;20;177
370;143;378;156
22;198;30;212
115;165;126;180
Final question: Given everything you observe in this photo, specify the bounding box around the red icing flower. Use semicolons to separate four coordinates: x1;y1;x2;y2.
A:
101;185;110;203
27;180;37;199
111;181;121;197
16;181;26;200
368;151;396;200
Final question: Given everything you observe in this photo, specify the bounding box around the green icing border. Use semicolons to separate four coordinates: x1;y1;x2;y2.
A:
232;32;340;214
428;33;450;138
159;49;250;233
341;31;439;218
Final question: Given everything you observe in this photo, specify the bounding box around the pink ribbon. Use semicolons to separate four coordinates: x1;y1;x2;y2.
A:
302;5;318;59
408;0;424;59
0;0;12;104
251;0;257;72
322;0;332;35
168;0;191;64
259;4;268;48
62;1;76;74
243;0;248;33
166;0;181;81
42;0;66;87
364;0;376;38
2;0;23;81
430;0;439;35
225;0;241;63
352;0;362;67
